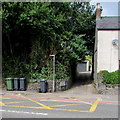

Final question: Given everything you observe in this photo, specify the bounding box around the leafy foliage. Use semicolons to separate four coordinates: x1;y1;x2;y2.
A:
100;70;120;84
86;55;92;66
2;2;95;81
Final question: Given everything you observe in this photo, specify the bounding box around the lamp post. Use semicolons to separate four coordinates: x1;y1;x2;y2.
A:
49;55;55;92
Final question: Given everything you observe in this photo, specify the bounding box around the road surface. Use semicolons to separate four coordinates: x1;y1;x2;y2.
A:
0;92;119;118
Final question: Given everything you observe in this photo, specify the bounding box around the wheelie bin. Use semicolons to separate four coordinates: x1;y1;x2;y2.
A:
19;78;26;91
6;78;14;91
13;78;19;90
39;79;48;93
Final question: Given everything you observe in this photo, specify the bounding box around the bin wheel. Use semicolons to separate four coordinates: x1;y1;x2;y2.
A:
14;89;19;91
7;89;13;91
20;89;26;91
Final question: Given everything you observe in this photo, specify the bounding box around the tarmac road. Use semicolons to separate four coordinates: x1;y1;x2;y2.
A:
0;92;119;118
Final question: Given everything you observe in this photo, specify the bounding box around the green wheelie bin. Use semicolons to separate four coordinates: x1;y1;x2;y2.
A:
6;78;14;91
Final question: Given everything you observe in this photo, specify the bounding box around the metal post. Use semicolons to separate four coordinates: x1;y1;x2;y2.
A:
53;55;55;92
50;55;55;92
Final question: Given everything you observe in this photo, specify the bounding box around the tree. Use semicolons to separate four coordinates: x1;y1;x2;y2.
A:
2;2;95;79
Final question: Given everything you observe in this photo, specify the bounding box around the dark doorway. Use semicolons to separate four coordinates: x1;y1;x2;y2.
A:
72;63;93;87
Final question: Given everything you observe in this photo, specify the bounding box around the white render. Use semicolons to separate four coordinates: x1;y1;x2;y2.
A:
97;30;119;72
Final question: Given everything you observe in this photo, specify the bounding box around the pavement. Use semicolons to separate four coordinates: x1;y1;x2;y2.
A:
1;82;118;100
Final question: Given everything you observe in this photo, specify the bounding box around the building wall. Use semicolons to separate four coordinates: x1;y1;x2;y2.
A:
94;28;98;80
118;31;120;61
97;30;119;72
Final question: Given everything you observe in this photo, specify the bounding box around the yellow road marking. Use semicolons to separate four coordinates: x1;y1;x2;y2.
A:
5;102;21;104
51;108;89;112
0;102;5;106
41;99;92;105
50;103;81;107
3;98;101;113
77;100;92;105
1;95;101;113
6;105;45;109
17;95;52;109
89;97;102;112
6;104;90;112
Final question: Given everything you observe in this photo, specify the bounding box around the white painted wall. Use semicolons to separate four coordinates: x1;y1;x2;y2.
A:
76;61;89;73
97;30;119;72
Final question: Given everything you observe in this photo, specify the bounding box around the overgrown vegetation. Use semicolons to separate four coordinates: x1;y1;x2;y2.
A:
2;2;95;82
100;70;120;84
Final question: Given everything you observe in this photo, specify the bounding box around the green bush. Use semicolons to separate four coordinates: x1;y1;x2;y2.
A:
100;70;120;84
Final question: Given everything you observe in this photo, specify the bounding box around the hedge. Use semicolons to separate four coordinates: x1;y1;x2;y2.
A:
99;70;120;84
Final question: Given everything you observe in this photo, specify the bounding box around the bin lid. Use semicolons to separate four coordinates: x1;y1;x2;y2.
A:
40;79;46;82
6;78;13;80
19;78;25;79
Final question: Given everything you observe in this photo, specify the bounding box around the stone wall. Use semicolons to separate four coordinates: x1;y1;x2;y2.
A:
27;79;71;93
2;78;71;92
27;82;40;92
